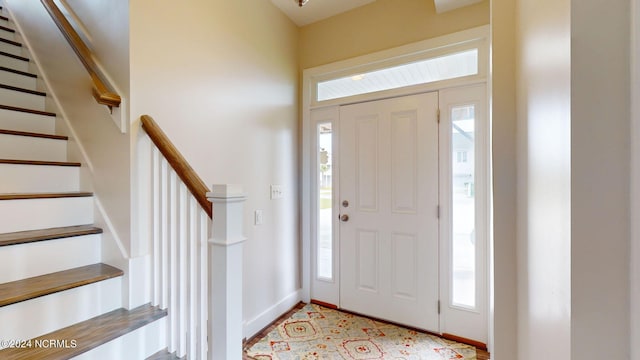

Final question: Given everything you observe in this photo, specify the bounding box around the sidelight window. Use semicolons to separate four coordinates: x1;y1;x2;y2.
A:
317;123;333;280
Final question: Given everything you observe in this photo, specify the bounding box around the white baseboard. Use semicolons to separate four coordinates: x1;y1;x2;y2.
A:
243;289;303;339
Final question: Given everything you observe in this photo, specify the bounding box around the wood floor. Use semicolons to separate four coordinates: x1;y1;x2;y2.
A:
243;303;490;360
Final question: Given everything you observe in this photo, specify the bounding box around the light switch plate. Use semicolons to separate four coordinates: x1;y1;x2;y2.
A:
254;210;263;225
270;185;283;199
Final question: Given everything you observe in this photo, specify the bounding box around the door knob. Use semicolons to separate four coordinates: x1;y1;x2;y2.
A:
340;214;349;222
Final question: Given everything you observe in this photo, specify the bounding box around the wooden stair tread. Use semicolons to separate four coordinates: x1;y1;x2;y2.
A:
0;159;80;167
0;104;55;116
0;263;123;307
0;15;8;22
0;50;28;62
0;192;92;200
0;83;45;96
0;65;37;78
0;24;14;33
0;304;167;360
0;129;67;140
146;349;182;360
0;36;20;47
0;225;102;247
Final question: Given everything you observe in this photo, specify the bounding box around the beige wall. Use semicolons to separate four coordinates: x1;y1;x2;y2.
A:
299;0;489;69
489;0;518;357
515;0;571;358
64;0;130;111
571;1;630;357
129;0;300;336
508;0;631;358
632;0;640;357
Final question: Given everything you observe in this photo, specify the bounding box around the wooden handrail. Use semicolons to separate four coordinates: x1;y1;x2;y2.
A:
141;115;212;219
40;0;121;108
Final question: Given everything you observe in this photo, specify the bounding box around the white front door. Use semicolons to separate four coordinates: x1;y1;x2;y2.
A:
338;92;440;331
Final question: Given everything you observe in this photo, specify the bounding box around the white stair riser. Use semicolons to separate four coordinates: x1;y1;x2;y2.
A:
0;164;78;192
0;87;44;110
0;134;66;161
74;318;167;360
0;196;93;233
0;30;14;42
0;41;21;57
0;234;100;283
0;70;36;90
0;108;55;134
0;278;121;347
0;56;28;72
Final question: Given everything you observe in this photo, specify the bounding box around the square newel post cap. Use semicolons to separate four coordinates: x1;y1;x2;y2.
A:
207;184;247;200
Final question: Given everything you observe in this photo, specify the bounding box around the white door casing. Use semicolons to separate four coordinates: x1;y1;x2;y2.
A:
338;92;440;332
302;26;490;348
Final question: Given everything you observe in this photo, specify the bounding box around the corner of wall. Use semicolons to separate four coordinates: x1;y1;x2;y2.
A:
243;289;302;339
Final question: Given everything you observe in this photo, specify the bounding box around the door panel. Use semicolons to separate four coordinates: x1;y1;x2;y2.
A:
391;113;418;214
356;116;379;212
339;92;439;332
391;232;418;300
356;229;379;292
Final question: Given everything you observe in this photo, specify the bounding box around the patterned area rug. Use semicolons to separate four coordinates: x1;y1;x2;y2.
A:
245;304;477;360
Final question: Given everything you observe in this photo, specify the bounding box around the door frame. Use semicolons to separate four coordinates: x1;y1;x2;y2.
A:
301;24;490;339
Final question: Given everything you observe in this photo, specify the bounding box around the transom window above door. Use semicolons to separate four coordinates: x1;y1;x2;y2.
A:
316;49;478;102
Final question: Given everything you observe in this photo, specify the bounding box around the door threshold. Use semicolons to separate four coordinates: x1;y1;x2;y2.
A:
312;299;487;351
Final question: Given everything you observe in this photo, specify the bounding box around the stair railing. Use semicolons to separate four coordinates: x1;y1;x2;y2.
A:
40;0;121;110
141;115;211;359
140;115;247;360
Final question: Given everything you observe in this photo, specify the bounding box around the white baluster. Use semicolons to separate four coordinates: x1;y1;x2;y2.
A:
152;148;161;306
169;170;179;353
199;211;209;360
160;158;169;310
188;197;198;360
178;183;188;357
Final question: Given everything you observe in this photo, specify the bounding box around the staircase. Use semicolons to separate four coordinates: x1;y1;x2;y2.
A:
0;6;175;360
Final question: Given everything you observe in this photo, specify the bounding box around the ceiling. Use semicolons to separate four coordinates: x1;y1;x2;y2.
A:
270;0;483;27
433;0;483;13
270;0;376;27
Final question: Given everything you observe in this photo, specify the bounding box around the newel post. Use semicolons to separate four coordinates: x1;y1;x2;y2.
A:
207;184;247;360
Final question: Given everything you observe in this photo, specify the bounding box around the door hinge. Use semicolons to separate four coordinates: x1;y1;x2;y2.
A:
437;108;441;123
437;205;440;219
437;300;441;314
